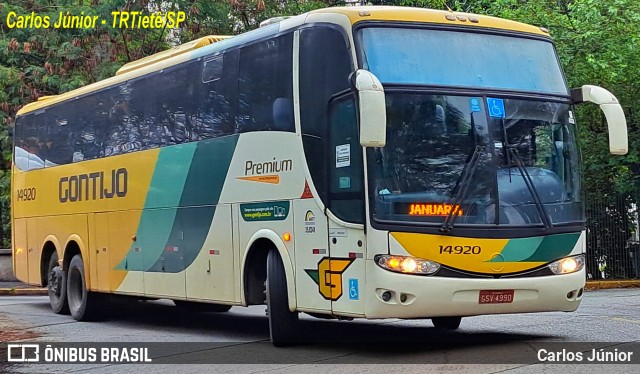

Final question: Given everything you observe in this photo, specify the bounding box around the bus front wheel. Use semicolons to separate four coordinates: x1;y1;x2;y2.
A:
266;248;298;346
431;316;462;330
67;254;105;321
47;252;69;315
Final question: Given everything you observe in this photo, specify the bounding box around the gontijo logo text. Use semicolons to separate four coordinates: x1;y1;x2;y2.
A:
59;168;128;203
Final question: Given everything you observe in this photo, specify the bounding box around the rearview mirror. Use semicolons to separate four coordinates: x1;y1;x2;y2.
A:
571;85;628;155
351;70;386;147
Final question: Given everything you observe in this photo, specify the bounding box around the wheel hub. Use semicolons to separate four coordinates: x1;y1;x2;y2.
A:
49;267;63;297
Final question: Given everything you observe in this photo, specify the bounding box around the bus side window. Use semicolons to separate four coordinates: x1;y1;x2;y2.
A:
14;114;45;171
198;50;238;138
74;92;107;161
142;63;198;146
44;106;74;166
236;34;293;133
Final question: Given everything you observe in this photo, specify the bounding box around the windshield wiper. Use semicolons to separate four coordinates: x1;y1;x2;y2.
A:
440;145;482;232
501;116;552;230
500;118;512;181
507;147;553;230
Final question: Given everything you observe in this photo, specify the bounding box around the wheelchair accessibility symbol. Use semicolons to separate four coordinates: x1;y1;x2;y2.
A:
487;98;506;118
348;278;359;300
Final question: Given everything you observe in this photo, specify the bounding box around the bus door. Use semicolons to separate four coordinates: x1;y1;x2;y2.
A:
327;96;366;316
90;213;111;291
185;204;236;303
12;219;30;282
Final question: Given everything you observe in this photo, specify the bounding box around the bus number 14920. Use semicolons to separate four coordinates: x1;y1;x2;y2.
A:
439;245;481;255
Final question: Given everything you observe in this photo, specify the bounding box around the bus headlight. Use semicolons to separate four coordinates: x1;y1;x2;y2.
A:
375;255;440;275
548;255;585;275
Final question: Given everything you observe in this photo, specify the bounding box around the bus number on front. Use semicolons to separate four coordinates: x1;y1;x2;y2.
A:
439;245;481;255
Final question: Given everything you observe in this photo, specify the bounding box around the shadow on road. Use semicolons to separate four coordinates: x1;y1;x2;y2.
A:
8;298;576;364
106;297;553;345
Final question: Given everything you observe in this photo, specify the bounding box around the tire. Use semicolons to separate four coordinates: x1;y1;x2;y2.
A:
266;248;298;346
67;254;105;321
173;300;232;313
431;316;462;330
47;252;69;315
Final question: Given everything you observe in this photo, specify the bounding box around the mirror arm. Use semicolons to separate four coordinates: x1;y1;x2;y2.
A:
570;88;584;104
570;85;628;155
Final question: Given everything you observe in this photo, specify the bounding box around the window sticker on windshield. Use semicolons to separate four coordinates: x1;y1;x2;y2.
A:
487;98;506;118
568;110;575;124
470;98;481;112
336;144;350;168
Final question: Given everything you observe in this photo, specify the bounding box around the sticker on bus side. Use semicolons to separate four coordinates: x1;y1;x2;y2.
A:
336;144;351;168
304;257;354;301
304;210;316;233
348;278;359;300
470;98;481;112
240;201;290;221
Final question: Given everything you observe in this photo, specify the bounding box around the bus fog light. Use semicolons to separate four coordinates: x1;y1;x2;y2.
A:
376;255;440;275
381;291;392;302
549;255;584;275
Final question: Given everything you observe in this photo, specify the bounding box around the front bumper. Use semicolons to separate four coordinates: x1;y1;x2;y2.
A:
364;259;585;319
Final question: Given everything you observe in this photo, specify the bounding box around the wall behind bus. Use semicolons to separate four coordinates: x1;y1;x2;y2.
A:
0;249;17;281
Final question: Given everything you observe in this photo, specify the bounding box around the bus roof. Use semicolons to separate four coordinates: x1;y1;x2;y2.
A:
115;35;232;76
16;6;548;117
309;6;548;36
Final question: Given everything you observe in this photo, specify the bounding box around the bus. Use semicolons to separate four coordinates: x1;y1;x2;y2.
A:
12;6;628;345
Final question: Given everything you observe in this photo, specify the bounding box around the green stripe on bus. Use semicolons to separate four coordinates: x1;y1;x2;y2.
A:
522;232;581;262
147;135;239;272
116;144;196;271
489;236;543;262
488;232;580;263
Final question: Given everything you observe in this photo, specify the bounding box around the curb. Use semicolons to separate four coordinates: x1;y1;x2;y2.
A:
0;288;48;296
585;280;640;290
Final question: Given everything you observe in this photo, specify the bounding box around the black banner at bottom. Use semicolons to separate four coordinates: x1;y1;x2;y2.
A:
0;341;638;365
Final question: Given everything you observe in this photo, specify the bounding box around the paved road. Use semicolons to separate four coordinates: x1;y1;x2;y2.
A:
0;288;638;373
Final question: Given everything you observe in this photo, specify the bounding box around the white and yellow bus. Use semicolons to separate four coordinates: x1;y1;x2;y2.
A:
12;6;628;345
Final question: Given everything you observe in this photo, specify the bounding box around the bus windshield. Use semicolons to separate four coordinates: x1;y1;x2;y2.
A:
367;92;583;227
358;27;568;95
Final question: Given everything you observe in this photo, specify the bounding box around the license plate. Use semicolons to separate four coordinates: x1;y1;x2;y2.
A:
479;289;514;304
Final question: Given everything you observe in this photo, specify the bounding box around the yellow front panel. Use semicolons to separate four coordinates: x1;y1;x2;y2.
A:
391;231;582;274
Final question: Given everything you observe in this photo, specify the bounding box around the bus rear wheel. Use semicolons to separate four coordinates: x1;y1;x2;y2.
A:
67;254;105;321
266;248;298;346
47;252;69;314
431;316;462;330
